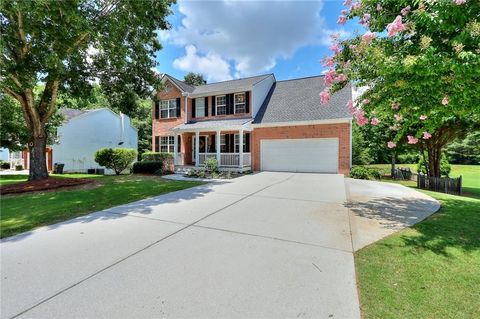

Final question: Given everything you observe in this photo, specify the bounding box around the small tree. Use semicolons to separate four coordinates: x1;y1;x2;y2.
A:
184;72;207;86
94;148;137;175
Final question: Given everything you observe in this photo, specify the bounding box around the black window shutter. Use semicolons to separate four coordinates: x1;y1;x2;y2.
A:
177;135;181;152
225;134;229;152
204;97;209;116
229;133;235;152
227;94;234;115
245;91;250;113
212;96;216;116
155;136;159;152
176;98;181;117
192;98;196;118
154;101;159;119
245;133;250;152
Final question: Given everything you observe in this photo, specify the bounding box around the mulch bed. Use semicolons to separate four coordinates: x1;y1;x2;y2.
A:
0;177;95;195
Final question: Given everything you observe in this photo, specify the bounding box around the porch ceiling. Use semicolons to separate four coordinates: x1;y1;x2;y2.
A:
172;118;253;133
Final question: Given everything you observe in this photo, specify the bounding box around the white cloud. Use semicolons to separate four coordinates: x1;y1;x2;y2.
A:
173;45;232;82
166;0;330;80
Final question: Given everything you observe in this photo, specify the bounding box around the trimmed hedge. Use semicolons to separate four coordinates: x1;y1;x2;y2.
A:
94;148;137;175
349;166;381;180
141;152;173;162
132;161;164;174
0;161;10;169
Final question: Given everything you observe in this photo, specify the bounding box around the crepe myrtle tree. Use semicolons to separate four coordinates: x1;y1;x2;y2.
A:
320;0;480;177
0;0;173;180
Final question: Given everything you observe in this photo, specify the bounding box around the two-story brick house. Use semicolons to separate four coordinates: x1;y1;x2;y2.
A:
152;73;352;174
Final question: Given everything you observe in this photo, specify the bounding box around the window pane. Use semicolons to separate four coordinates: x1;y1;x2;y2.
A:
235;93;245;104
234;93;246;114
217;95;226;105
217;105;226;115
195;98;205;117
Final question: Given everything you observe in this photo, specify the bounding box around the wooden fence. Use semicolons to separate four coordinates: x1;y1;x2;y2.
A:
392;167;462;195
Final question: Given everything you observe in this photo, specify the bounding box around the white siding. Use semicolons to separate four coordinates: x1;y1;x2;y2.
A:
252;75;275;118
52;109;138;174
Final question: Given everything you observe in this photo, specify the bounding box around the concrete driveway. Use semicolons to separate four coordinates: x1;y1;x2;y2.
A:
1;172;439;318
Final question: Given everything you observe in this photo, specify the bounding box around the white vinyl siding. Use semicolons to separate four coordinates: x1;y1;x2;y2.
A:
195;98;205;117
160;99;176;118
216;95;227;115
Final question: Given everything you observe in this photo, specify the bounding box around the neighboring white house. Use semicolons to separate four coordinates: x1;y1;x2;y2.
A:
0;148;9;162
16;108;138;174
53;108;138;173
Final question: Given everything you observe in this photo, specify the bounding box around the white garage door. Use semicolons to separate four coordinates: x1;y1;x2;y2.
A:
261;138;339;173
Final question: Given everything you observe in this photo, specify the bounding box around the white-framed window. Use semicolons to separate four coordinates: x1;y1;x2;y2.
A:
160;136;175;153
216;95;227;115
234;92;246;114
195;97;205;117
220;134;227;152
160;99;176;118
234;133;248;153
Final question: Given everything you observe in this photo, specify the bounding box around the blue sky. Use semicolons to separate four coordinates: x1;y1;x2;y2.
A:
155;0;361;83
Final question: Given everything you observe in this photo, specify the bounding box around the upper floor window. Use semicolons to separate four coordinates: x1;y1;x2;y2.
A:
195;98;205;117
216;95;227;115
234;93;246;114
160;99;176;118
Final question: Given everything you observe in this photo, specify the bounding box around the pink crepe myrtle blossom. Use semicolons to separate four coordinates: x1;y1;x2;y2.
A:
423;132;432;140
346;100;356;114
322;57;335;67
394;114;402;121
344;60;351;68
371;118;380;125
324;69;337;86
360;13;371;26
389;124;400;131
354;109;369;126
442;96;449;105
334;74;348;83
320;90;330;105
387;16;407;37
401;6;411;16
391;102;400;110
329;42;341;54
387;141;396;148
351;2;362;10
455;0;466;5
407;135;419;144
341;9;348;15
337;15;347;25
343;0;352;6
419;115;428;120
362;98;370;105
362;31;376;43
349;44;357;50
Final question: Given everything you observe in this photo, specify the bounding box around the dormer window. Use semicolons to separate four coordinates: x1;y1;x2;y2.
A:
234;93;246;114
216;95;227;115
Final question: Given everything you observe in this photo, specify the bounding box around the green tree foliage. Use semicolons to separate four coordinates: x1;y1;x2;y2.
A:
445;131;480;164
325;0;480;177
184;72;207;86
0;0;174;180
94;148;137;175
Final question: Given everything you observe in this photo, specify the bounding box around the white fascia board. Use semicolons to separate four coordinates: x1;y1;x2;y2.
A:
251;118;352;128
171;121;253;133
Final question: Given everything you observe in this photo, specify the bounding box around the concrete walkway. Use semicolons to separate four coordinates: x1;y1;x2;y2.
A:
0;173;439;318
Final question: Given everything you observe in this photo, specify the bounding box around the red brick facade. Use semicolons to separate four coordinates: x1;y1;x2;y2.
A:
251;123;351;174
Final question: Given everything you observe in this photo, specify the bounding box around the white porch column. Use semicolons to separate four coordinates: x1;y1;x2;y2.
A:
239;128;244;168
216;130;221;165
195;131;200;166
173;132;178;165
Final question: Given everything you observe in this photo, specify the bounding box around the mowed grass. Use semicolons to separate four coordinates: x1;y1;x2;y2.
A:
0;174;202;238
355;165;480;318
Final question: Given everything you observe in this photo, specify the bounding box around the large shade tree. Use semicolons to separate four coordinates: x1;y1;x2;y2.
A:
322;0;480;177
0;0;173;180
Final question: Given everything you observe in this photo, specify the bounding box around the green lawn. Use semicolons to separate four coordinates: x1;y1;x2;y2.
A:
355;165;480;318
0;174;202;238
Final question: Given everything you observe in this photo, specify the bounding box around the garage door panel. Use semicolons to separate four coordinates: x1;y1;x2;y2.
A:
261;138;338;173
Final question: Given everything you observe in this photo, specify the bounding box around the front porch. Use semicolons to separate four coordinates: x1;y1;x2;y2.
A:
172;119;252;171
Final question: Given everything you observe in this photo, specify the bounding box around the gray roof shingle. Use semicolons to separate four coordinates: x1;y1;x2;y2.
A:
164;74;195;93
59;108;87;121
253;76;352;124
191;74;272;95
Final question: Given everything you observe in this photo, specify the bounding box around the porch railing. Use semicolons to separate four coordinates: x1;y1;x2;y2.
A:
196;153;251;167
198;153;216;165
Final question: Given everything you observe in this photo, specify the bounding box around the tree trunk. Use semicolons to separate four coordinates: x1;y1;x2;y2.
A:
28;132;49;181
426;144;442;178
390;150;396;178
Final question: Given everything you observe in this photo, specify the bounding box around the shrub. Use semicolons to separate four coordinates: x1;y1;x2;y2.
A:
349;166;381;180
132;161;164;174
141;152;173;162
0;161;10;169
417;153;451;177
203;157;218;173
397;152;420;164
94;148;137;175
15;164;23;171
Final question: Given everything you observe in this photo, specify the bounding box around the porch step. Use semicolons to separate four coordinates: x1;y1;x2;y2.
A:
174;166;198;174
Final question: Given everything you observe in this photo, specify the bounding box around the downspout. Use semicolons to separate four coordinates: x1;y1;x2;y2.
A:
182;92;189;124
